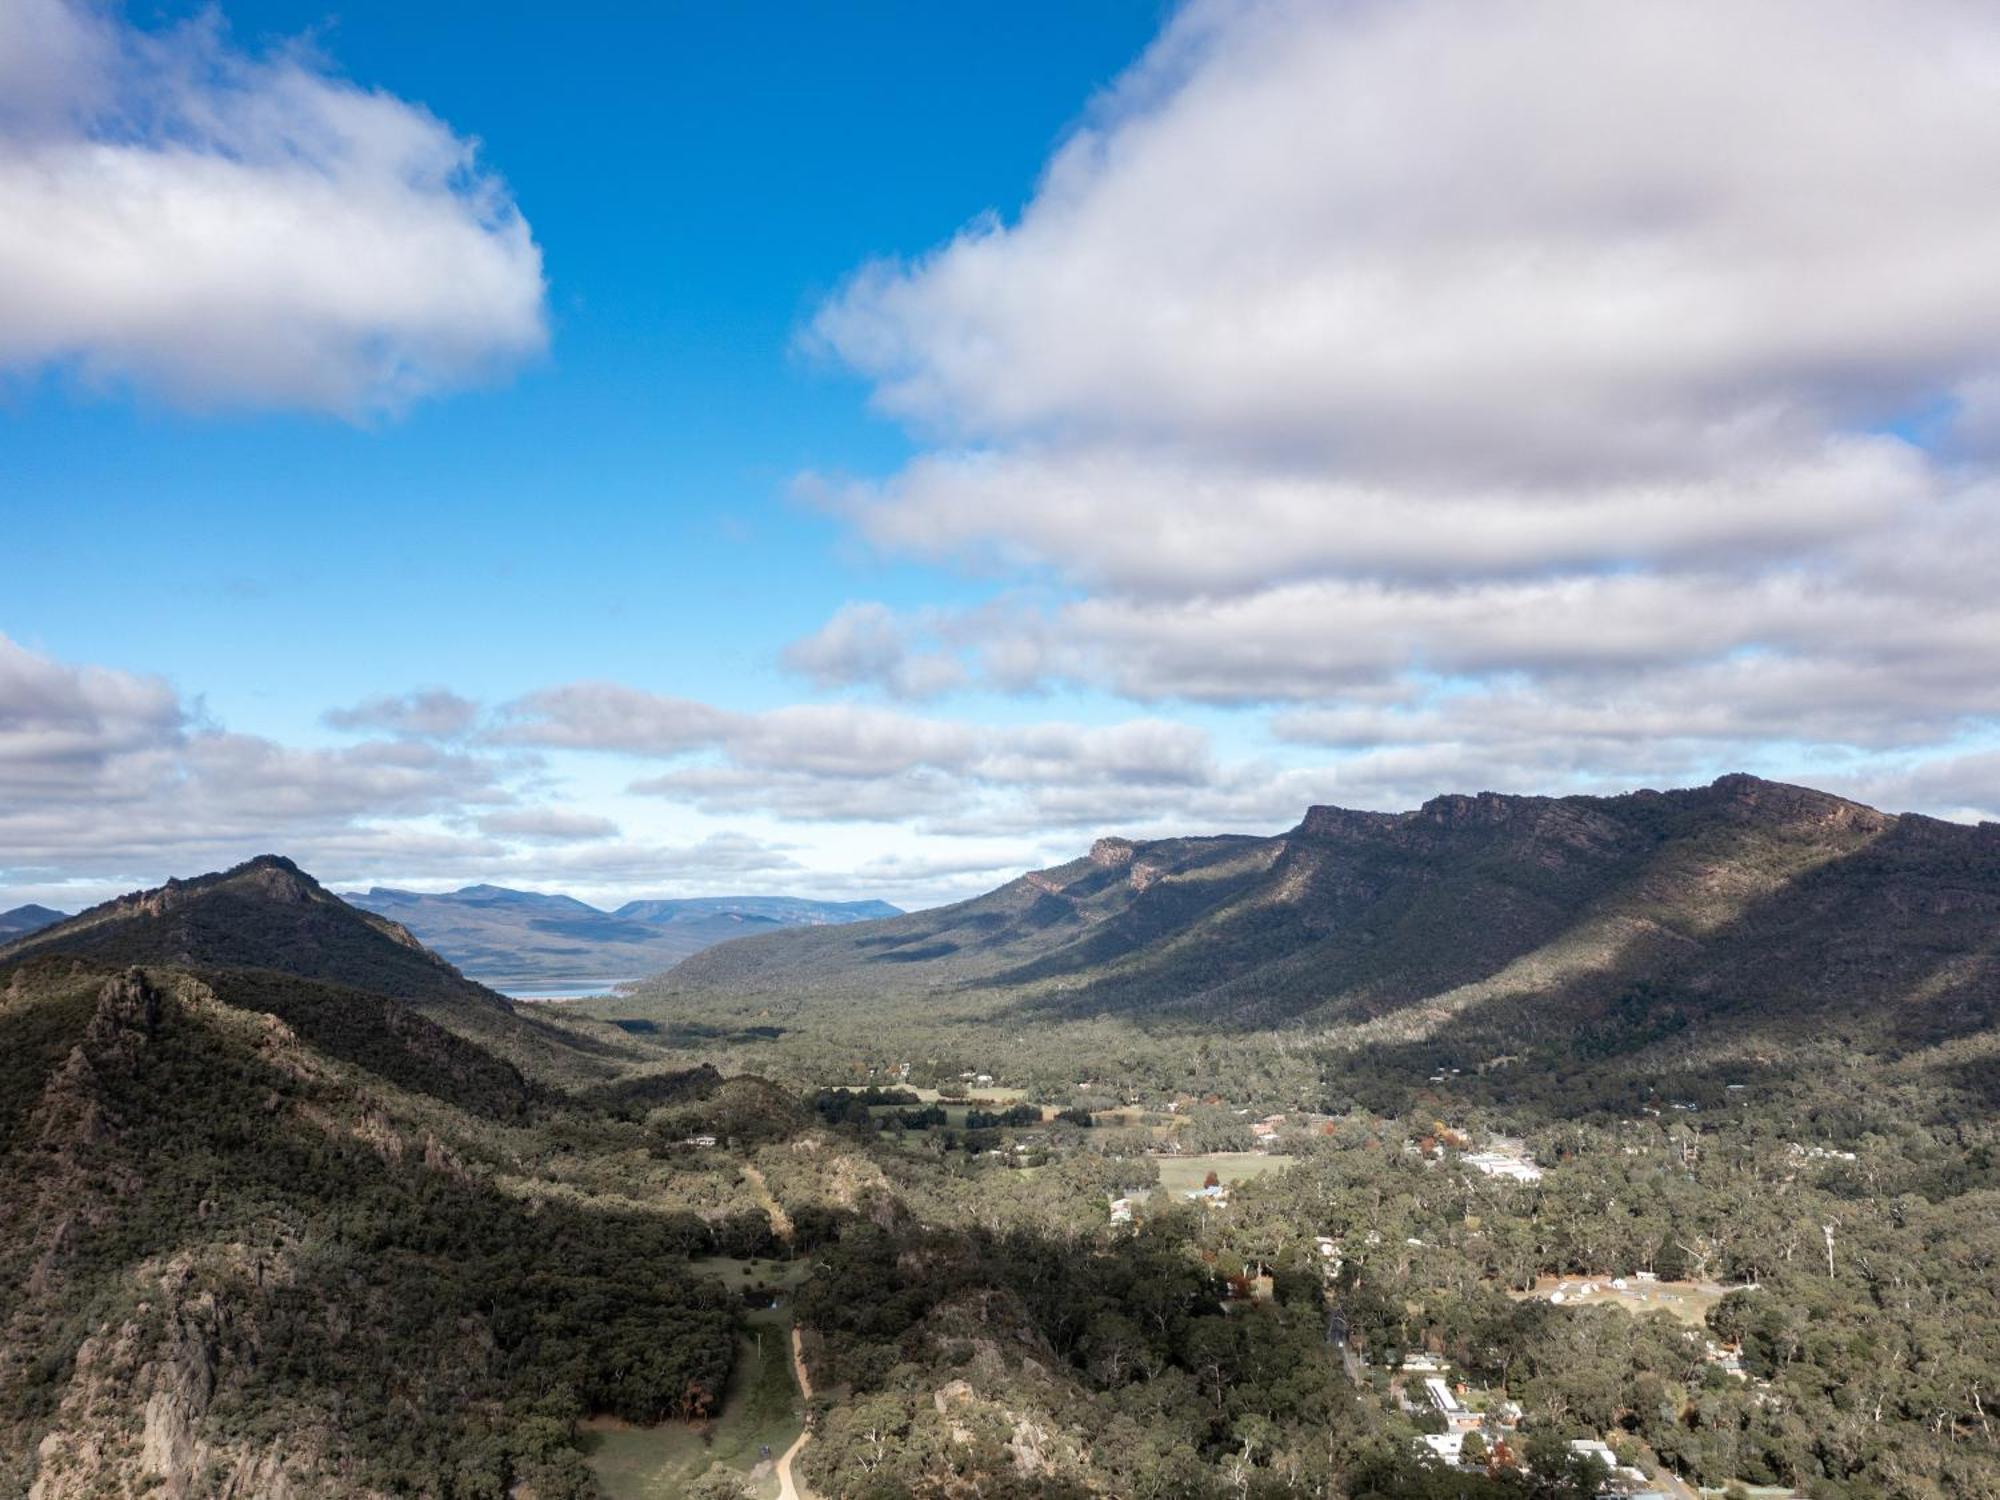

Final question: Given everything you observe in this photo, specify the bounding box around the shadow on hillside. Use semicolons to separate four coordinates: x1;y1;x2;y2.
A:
982;816;2000;1056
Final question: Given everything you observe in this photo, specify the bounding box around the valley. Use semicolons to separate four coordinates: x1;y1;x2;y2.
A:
1;777;1996;1499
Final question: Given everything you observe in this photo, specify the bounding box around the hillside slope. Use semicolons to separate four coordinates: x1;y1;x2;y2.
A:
0;960;738;1499
647;775;2000;1056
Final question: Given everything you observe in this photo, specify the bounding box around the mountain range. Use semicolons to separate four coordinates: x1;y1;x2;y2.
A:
646;773;2000;1066
343;884;900;992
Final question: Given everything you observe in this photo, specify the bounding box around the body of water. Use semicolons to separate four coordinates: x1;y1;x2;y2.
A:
491;979;640;1001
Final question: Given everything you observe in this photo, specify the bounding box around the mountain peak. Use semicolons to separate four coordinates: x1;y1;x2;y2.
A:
0;854;486;1005
0;904;70;942
208;853;319;901
1089;837;1137;867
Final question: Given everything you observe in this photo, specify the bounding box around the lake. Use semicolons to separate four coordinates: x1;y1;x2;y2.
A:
492;979;641;1001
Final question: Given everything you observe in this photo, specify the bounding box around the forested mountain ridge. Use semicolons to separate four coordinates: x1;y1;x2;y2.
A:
0;854;478;1000
651;774;2000;1058
0;855;639;1086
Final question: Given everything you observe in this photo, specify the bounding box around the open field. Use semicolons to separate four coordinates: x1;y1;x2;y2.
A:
1506;1275;1742;1326
862;1086;1045;1130
907;1084;1028;1103
689;1255;813;1293
583;1303;805;1500
1149;1151;1295;1197
1086;1105;1161;1127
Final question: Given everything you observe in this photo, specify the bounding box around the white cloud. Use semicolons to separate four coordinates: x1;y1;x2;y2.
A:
781;601;968;699
0;632;185;787
790;0;2000;805
807;438;1939;596
325;688;482;739
816;0;2000;473
0;0;544;415
493;683;736;755
476;807;620;843
0;637;535;893
501;682;1243;831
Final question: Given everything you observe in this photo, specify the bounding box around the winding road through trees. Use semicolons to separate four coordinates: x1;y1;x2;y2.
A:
773;1326;815;1500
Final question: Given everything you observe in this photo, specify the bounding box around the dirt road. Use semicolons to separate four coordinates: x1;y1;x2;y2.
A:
773;1326;815;1500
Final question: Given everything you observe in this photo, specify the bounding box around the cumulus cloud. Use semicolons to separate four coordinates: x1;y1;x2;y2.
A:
325;688;481;739
0;632;185;788
450;832;803;889
0;0;545;415
781;602;968;699
816;0;2000;472
475;807;620;843
791;0;2000;806
2;638;571;894
501;681;1238;830
493;683;736;755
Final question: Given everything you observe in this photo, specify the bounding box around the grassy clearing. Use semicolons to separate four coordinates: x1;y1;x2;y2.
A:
1149;1151;1295;1197
866;1092;1050;1130
583;1306;804;1500
1505;1274;1737;1327
688;1255;813;1293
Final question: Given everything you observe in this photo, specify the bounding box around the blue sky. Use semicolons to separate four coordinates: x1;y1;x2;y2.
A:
4;0;1999;912
7;1;1162;719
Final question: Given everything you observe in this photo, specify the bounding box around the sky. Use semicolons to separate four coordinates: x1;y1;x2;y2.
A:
4;0;2000;914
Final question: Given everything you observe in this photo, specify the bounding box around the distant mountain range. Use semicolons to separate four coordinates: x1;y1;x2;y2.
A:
649;774;2000;1064
343;884;900;991
0;904;67;941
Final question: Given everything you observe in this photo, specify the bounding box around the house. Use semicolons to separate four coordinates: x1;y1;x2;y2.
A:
1424;1377;1484;1431
1567;1440;1659;1496
1109;1197;1134;1225
679;1134;717;1149
1418;1431;1466;1465
1569;1440;1618;1470
1464;1149;1544;1183
1704;1341;1746;1377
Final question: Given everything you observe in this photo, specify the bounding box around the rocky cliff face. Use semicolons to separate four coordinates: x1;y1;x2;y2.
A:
6;971;365;1500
